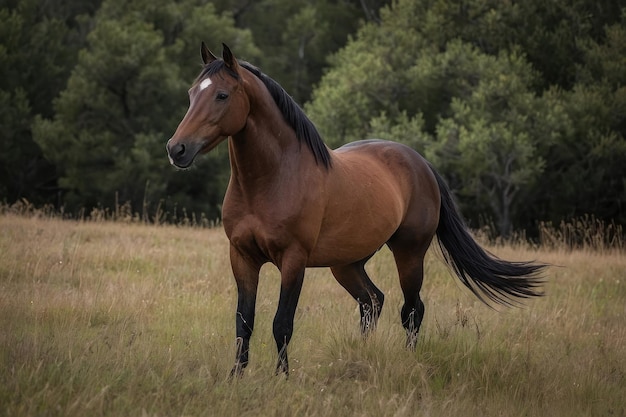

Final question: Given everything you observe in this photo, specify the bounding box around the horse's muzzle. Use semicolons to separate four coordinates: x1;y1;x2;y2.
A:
166;139;197;169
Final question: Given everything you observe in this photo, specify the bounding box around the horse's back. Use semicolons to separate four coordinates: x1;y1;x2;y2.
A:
334;139;439;202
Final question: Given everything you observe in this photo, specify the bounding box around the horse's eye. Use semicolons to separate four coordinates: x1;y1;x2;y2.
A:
216;92;229;101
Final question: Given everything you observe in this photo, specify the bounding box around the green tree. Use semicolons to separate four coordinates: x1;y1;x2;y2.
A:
0;0;99;204
306;0;425;147
415;43;569;235
306;0;620;234
532;15;626;225
233;0;391;104
33;0;258;219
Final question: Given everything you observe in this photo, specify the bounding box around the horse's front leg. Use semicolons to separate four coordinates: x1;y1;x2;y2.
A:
273;256;306;376
229;245;261;377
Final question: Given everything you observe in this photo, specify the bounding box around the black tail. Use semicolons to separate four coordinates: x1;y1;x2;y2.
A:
431;168;546;306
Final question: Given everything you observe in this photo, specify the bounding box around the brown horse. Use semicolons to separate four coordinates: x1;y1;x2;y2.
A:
166;43;545;376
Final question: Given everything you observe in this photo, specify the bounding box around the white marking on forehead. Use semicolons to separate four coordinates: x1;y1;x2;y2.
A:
199;78;212;91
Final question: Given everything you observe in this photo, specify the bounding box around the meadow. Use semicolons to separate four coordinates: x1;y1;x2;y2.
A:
0;213;624;416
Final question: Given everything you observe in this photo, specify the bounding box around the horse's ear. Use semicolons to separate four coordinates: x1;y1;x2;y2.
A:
201;42;218;65
222;43;240;73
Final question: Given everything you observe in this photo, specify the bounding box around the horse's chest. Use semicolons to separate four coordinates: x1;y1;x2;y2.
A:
224;210;297;266
223;184;324;265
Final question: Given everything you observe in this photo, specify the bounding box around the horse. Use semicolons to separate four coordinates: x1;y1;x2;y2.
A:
166;43;545;377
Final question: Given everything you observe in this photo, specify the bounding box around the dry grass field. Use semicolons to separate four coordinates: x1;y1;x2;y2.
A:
1;213;624;416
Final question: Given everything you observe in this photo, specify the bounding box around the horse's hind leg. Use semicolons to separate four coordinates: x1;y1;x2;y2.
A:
388;237;431;350
330;255;384;334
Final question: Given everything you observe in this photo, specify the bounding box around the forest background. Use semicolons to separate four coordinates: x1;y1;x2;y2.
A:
1;0;625;237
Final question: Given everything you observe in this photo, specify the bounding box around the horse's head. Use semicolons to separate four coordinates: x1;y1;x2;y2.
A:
166;43;250;168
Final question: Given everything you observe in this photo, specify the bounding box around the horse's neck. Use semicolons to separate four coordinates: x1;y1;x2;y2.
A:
227;80;313;191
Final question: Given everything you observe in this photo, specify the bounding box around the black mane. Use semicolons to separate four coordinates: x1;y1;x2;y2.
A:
197;60;332;169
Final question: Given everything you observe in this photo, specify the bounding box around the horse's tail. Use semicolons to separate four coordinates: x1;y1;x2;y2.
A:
430;167;546;306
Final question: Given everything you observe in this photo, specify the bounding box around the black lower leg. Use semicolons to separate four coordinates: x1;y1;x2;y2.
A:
359;288;384;334
273;269;304;377
273;321;293;375
231;296;255;377
359;302;374;334
230;336;250;377
401;298;425;350
275;335;289;375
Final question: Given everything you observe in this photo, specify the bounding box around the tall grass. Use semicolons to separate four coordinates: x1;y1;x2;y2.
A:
539;215;624;252
1;198;221;228
0;213;624;416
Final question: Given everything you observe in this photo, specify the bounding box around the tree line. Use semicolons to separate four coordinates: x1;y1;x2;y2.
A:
1;0;624;236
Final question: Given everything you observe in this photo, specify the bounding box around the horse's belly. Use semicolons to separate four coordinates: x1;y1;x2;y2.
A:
307;227;395;267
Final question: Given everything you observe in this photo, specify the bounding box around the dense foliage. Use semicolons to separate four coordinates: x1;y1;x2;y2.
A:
308;0;625;235
1;0;624;234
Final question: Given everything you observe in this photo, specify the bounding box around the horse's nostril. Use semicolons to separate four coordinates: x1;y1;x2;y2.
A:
168;143;186;159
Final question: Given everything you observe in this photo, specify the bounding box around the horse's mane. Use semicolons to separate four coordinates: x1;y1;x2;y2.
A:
197;60;332;169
